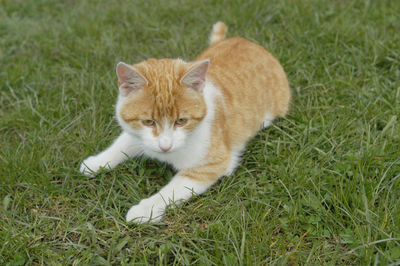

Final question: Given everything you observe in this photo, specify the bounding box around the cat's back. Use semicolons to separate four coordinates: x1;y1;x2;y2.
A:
196;37;290;144
196;37;290;118
198;37;274;71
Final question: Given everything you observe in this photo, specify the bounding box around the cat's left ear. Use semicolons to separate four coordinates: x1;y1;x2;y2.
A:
116;62;148;96
181;59;210;92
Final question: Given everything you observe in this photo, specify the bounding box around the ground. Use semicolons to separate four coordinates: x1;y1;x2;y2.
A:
0;0;399;264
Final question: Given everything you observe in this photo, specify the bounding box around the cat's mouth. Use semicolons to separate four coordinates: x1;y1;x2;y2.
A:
158;149;172;154
153;147;174;154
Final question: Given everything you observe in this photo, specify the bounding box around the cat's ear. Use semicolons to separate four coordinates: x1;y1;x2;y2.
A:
181;59;210;92
116;62;148;96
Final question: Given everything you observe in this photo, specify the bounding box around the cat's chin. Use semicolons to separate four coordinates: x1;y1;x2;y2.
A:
154;150;171;154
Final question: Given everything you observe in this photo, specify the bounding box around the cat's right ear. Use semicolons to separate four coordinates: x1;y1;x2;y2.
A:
116;62;148;96
181;59;210;93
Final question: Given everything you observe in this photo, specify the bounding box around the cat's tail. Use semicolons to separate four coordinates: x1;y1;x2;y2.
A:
209;22;227;45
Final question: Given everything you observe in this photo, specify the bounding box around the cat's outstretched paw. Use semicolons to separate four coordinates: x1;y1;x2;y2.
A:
126;199;164;224
79;156;109;177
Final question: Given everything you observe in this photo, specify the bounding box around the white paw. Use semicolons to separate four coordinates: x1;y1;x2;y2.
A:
79;156;110;177
126;199;165;224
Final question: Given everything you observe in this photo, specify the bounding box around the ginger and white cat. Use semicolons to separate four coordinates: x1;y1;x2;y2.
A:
80;22;291;223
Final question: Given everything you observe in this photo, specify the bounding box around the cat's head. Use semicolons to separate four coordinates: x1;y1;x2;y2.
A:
115;58;209;153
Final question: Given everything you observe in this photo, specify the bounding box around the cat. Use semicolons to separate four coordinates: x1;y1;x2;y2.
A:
80;22;291;223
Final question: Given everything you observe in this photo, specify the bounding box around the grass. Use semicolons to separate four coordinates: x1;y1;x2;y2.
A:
1;0;399;264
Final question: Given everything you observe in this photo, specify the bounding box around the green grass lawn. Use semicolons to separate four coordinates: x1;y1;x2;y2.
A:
1;0;399;264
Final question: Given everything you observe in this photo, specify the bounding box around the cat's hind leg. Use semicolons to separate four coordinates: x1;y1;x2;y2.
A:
224;145;245;176
80;132;142;176
262;113;274;129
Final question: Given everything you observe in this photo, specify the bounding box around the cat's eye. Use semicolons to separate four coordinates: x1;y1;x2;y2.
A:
175;118;188;126
142;119;156;127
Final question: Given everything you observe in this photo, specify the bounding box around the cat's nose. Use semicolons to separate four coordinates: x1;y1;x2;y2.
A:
160;145;171;152
159;136;172;152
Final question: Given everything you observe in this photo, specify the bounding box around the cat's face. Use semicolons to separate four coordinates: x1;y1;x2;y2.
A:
116;59;209;153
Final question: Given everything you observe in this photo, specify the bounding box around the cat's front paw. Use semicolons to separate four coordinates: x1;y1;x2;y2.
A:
79;156;109;177
126;199;165;224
